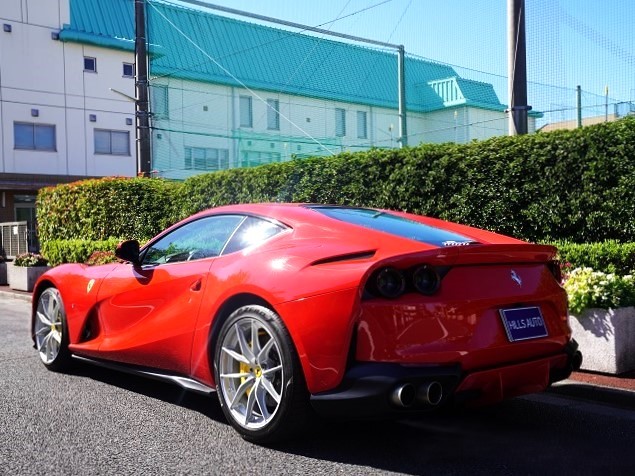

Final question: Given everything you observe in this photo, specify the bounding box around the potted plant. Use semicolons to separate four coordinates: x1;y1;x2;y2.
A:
7;252;50;292
564;267;635;374
0;253;6;285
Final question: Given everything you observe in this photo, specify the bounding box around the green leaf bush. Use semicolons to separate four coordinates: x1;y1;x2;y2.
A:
85;250;118;266
555;241;635;275
37;177;181;244
41;238;122;267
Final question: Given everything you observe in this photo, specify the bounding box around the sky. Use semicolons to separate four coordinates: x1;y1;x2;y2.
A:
168;0;635;121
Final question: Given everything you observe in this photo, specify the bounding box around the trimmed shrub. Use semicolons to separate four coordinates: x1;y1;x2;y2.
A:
41;238;122;267
37;177;181;244
85;250;118;266
555;241;635;275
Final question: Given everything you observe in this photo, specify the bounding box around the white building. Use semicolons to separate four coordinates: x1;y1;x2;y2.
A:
0;0;136;245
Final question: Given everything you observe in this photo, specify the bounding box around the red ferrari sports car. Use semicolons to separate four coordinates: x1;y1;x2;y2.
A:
31;203;581;443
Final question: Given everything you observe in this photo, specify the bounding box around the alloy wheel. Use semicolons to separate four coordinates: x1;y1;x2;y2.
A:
34;288;65;365
218;316;284;430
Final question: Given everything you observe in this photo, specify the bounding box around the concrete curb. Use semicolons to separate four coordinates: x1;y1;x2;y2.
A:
0;287;32;303
547;379;635;411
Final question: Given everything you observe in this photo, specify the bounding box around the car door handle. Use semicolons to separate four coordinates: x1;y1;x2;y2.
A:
190;279;202;292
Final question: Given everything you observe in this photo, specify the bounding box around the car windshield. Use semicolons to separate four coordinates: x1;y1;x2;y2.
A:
307;206;478;247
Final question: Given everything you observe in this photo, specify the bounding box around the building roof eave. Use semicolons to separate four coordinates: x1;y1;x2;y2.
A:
58;29;165;57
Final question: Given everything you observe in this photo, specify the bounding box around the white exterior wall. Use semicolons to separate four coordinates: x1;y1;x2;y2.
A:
152;78;521;179
464;108;507;141
0;0;136;179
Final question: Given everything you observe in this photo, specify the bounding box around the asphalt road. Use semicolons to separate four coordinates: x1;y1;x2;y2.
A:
1;296;634;475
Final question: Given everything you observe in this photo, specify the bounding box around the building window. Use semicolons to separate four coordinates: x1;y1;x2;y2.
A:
240;151;282;168
335;108;346;137
267;99;280;130
84;56;96;72
94;129;130;155
123;63;135;77
151;85;169;119
14;122;56;151
357;111;367;139
240;96;253;127
184;147;230;171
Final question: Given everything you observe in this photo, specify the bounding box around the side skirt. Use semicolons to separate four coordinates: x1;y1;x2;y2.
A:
72;354;216;395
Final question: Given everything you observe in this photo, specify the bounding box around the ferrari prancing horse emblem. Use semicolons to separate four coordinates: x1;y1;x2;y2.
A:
86;279;95;294
510;270;522;287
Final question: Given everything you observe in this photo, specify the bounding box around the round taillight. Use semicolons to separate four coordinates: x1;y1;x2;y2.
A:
412;265;440;295
373;267;406;299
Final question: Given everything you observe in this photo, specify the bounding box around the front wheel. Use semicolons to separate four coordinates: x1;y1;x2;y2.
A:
213;305;309;444
33;287;72;371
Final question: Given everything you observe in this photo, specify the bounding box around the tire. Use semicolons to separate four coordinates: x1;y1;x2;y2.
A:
213;305;309;444
33;287;72;372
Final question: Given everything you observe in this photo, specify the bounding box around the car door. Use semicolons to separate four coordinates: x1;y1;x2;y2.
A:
95;214;246;374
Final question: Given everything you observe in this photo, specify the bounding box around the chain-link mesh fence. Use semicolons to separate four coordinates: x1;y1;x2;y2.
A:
146;0;634;179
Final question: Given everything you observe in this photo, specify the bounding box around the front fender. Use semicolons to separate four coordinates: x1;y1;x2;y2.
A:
32;263;118;345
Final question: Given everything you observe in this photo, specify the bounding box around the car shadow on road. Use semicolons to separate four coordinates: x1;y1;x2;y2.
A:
271;397;635;475
66;362;635;475
67;362;227;423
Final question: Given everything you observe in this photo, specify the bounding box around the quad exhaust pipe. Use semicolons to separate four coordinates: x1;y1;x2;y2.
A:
391;383;416;407
418;381;443;406
391;381;443;408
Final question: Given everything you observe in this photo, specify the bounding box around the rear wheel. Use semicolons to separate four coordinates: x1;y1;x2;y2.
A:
214;305;309;444
33;287;72;371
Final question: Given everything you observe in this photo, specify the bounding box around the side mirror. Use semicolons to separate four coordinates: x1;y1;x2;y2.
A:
115;240;141;266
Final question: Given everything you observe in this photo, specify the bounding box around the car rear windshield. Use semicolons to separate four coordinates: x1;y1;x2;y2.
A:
307;206;478;247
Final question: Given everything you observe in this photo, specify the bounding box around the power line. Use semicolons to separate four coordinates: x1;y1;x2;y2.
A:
148;1;338;156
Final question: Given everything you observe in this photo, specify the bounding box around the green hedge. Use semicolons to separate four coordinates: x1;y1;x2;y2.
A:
41;238;122;267
554;241;635;275
37;177;181;243
37;118;635;250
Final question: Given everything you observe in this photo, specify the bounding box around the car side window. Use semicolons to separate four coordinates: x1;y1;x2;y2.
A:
141;215;245;265
222;216;285;255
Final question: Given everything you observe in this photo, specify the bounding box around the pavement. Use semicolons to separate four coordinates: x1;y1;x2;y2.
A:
2;284;634;405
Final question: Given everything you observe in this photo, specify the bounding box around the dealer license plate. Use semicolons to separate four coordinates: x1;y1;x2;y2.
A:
499;306;548;342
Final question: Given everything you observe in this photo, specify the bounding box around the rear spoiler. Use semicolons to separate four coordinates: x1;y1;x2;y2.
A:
375;243;557;268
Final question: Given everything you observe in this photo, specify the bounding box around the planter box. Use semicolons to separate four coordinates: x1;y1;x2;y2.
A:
0;263;6;285
570;307;635;375
7;265;51;292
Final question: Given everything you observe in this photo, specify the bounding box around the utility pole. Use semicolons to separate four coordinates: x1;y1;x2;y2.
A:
576;85;582;128
397;45;407;147
507;0;530;135
135;0;152;176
